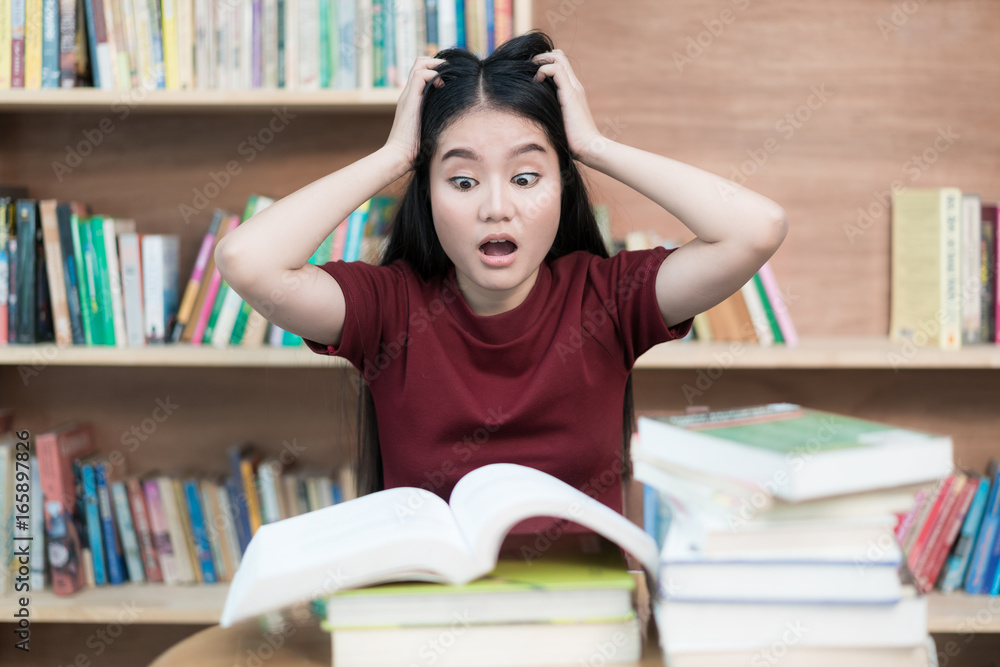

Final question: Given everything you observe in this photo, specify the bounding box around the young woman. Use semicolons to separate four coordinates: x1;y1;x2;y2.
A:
215;31;787;520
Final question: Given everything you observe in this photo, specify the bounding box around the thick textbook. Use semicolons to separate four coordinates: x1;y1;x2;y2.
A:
219;463;658;627
637;403;953;502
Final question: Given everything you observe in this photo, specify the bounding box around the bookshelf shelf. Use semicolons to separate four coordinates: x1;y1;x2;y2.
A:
2;586;995;631
0;583;229;624
1;337;997;370
0;343;351;368
0;88;403;113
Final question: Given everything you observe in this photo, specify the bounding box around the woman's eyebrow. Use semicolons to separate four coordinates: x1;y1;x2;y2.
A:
441;142;548;162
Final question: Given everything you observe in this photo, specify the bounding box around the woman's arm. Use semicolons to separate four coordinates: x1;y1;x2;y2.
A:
215;57;445;347
532;50;788;329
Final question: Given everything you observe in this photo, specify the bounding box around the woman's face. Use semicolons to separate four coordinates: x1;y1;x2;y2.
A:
429;108;562;316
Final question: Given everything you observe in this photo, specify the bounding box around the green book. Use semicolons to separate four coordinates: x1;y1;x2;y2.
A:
69;214;93;346
322;533;636;629
76;217;102;345
636;404;954;502
752;273;783;344
89;217;116;346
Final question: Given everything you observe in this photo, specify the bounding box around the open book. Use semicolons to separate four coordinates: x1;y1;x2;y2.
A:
220;463;657;627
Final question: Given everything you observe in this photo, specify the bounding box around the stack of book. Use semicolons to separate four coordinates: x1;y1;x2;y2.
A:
220;462;660;666
634;403;954;666
12;420;354;595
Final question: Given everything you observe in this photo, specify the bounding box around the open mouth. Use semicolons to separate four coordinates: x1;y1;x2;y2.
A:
479;239;518;257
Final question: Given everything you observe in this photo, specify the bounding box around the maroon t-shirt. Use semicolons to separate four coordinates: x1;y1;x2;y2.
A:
304;246;693;517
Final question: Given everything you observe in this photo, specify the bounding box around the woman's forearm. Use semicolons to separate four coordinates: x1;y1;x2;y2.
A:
580;139;786;246
216;145;411;286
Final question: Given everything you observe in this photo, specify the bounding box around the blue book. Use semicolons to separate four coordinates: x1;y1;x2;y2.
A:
455;0;466;49
95;461;126;585
940;476;991;592
342;202;370;263
41;0;60;87
965;461;1000;594
227;446;253;553
183;479;218;583
80;462;108;585
985;465;1000;594
485;0;494;52
331;481;342;505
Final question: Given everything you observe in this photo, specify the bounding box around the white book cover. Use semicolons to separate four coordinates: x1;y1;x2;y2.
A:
117;232;146;347
103;217;134;348
961;193;982;344
297;0;319;88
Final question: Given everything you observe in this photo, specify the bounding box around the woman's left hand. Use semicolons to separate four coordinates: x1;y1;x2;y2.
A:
532;50;603;164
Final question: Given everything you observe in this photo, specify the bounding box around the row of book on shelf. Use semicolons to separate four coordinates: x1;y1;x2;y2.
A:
633;402;987;666
890;187;1000;348
0;416;355;595
626;229;799;346
1;0;518;91
0;188;395;347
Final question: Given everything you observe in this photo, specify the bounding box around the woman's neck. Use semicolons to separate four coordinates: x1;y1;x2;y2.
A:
455;267;541;316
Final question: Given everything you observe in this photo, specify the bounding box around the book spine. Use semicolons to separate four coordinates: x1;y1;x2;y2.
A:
0;444;12;595
199;480;228;581
941;476;991;592
38;200;72;345
118;233;146;346
126;477;162;582
939;187;962;349
56;0;74;86
103;218;129;347
757;260;797;347
11;0;25;88
912;475;965;589
40;0;59;87
915;475;969;591
907;475;954;567
183;479;217;583
0;0;11;90
226;475;250;554
739;276;773;345
142;478;178;585
241;457;263;535
28;457;45;589
24;0;41;88
980;205;996;343
95;462;126;585
215;483;243;575
89;217;116;345
56;205;84;344
141;235;166;343
965;468;1000;594
70;215;96;344
961;195;982;344
110;481;145;583
81;463;107;585
15;201;37;343
191;216;238;343
158;477;196;583
171;478;202;583
753;272;784;344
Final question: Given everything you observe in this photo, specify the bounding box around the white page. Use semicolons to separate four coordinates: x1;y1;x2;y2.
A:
220;487;475;626
448;464;659;583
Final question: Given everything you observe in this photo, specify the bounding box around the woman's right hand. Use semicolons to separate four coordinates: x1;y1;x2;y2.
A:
384;56;446;169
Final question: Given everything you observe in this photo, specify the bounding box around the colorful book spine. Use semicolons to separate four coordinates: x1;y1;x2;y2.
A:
38;199;72;344
183;479;217;583
756;260;797;347
95;461;126;585
965;463;1000;594
126;477;162;582
89;217;116;345
190;216;239;344
142;478;178;585
110;481;145;583
158;476;196;584
80;462;107;585
56;203;85;344
919;476;976;593
171;209;222;341
941;476;991;592
199;480;228;581
40;0;59;87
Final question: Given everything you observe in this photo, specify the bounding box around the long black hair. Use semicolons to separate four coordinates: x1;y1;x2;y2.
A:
355;29;637;495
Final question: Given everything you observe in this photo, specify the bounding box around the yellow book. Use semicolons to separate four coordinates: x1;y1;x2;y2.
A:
161;0;179;89
890;187;962;350
0;0;11;88
24;0;42;88
241;457;263;535
171;477;203;584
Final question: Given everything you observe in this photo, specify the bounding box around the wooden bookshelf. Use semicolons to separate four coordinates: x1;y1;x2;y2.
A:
2;586;997;632
2;337;999;369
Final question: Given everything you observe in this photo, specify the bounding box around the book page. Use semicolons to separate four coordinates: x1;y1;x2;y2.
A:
220;487;476;626
448;464;658;583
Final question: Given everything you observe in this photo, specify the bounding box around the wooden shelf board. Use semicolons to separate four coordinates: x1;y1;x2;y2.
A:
633;336;1000;370
2;586;996;631
3;337;997;369
0;343;351;368
0;88;401;112
1;583;229;624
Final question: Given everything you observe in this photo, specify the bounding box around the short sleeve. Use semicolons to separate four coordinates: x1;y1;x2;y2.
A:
301;260;407;371
589;246;694;368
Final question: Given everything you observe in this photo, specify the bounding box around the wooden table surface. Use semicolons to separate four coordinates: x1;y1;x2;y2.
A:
149;614;667;667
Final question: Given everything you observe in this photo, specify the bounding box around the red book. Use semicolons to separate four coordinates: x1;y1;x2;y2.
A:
906;474;954;573
36;422;96;595
125;477;163;583
918;475;978;593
